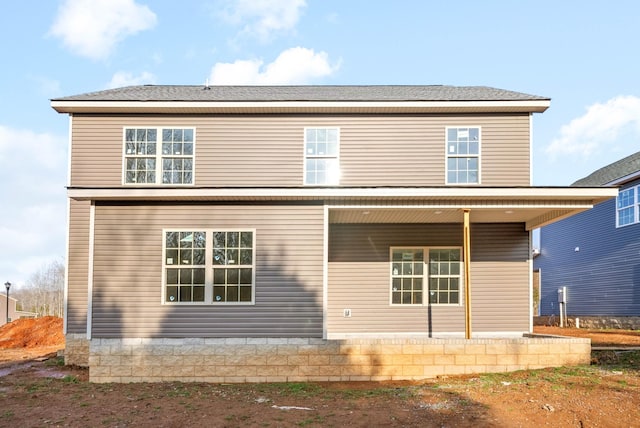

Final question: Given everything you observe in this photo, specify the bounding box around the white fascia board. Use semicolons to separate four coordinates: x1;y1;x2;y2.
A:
51;99;551;114
606;171;640;186
67;186;617;204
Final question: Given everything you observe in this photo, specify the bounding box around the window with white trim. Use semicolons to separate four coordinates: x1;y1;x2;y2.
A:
391;247;462;305
163;229;255;304
304;127;340;185
616;186;640;227
446;127;480;184
124;127;194;185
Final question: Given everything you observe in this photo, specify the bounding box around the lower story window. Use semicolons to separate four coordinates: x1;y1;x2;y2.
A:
163;229;255;304
391;247;462;305
428;248;461;304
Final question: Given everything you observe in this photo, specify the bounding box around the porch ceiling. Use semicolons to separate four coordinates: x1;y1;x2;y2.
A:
68;186;617;230
328;206;579;230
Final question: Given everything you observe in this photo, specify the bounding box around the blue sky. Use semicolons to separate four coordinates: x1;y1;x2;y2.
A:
1;0;640;286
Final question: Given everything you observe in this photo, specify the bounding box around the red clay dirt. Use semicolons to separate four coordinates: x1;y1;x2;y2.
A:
0;316;64;363
0;318;638;427
534;325;640;347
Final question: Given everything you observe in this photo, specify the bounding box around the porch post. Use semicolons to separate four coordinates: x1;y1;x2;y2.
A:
463;209;472;339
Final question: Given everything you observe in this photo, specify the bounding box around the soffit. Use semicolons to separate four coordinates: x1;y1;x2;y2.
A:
67;186;617;231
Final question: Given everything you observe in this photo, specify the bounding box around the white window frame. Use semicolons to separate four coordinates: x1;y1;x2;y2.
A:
123;127;196;186
162;228;256;305
303;127;340;186
445;126;481;185
389;246;463;306
616;185;639;228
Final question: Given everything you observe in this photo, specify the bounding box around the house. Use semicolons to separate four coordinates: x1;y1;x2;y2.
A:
0;294;38;325
535;151;640;327
51;85;616;382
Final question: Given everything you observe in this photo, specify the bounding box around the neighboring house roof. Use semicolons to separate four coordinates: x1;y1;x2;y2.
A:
572;151;640;187
51;85;551;114
51;85;549;103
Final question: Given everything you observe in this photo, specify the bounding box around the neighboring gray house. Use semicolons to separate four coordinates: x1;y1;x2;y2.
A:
535;151;640;318
51;85;615;382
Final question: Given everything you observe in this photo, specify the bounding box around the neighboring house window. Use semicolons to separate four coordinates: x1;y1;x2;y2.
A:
163;229;255;304
446;127;480;184
304;127;340;185
616;186;639;227
124;127;194;185
390;247;462;305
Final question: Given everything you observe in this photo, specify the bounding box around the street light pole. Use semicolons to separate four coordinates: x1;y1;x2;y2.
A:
4;282;10;324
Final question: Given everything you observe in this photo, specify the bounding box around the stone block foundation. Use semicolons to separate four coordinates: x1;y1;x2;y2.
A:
65;334;90;367
86;336;591;383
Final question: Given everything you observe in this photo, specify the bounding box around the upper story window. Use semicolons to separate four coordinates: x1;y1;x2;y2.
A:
163;229;255;305
616;186;639;227
304;127;340;185
390;247;462;306
124;127;194;185
446;127;480;185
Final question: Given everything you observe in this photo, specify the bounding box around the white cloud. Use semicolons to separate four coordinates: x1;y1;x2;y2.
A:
107;71;156;89
219;0;306;42
0;126;68;286
546;95;640;159
209;47;339;85
49;0;157;60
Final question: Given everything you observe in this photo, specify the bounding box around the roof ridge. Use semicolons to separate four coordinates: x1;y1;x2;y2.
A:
572;150;640;186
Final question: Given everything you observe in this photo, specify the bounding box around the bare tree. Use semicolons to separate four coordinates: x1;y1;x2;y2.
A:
14;260;65;317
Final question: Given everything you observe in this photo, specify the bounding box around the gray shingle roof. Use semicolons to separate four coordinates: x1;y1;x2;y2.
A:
572;151;640;186
52;85;549;102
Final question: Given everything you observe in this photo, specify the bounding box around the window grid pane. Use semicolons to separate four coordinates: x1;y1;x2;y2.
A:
428;249;462;305
165;230;254;304
124;128;157;183
211;231;254;303
164;231;206;303
305;128;339;185
125;127;194;185
391;249;424;305
446;127;480;184
617;187;638;227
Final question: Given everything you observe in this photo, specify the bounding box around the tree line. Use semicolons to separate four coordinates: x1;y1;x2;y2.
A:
12;260;64;318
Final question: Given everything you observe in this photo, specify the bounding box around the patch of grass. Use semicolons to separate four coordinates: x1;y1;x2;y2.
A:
167;384;192;398
26;378;55;393
298;415;325;426
592;350;640;371
255;382;323;398
1;410;14;418
62;375;79;383
338;386;416;400
44;356;65;367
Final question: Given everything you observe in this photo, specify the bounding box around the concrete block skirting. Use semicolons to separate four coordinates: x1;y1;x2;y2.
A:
65;334;90;367
86;336;591;383
534;315;640;330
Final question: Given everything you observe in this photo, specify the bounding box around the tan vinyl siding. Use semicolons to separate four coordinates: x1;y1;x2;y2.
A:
70;114;531;187
90;203;324;338
327;223;529;335
67;199;91;333
470;223;530;332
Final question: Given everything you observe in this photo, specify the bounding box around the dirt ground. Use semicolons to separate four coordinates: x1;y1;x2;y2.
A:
0;319;638;427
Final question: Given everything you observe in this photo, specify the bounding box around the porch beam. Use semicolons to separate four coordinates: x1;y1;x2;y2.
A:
463;209;472;339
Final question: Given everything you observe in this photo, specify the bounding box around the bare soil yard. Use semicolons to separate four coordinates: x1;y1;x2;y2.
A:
0;318;638;427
